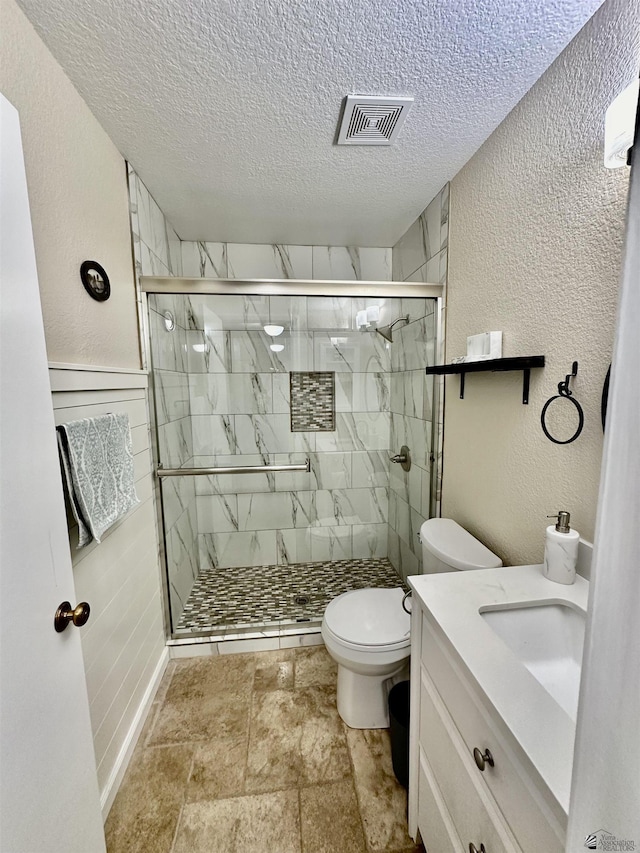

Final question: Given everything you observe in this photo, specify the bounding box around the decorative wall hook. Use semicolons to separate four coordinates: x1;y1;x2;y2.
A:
557;361;578;397
541;361;584;445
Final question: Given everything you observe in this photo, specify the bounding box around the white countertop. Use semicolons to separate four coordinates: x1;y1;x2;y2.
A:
408;563;589;816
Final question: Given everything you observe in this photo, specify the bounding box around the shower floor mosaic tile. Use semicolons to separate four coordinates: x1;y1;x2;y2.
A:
177;558;404;633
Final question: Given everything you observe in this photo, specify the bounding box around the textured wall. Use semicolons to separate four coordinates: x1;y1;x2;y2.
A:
443;0;639;566
0;0;140;368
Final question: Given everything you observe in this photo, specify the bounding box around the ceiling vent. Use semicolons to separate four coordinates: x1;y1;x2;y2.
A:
336;95;414;146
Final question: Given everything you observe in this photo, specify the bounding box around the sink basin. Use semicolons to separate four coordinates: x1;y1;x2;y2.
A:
480;602;586;719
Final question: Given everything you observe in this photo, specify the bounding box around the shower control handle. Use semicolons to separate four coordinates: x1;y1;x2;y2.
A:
390;445;411;472
54;601;91;633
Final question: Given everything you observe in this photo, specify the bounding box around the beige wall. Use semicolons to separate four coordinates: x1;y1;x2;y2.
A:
443;0;640;566
0;0;140;368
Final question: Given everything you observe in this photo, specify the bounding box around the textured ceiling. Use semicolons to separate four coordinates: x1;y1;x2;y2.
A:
17;0;604;245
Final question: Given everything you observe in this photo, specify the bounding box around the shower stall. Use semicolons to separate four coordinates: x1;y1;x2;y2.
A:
143;279;442;642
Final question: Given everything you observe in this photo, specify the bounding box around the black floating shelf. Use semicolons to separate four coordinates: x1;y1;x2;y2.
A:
426;356;545;404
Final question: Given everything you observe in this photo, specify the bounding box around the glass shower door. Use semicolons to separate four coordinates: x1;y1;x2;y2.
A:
147;290;438;637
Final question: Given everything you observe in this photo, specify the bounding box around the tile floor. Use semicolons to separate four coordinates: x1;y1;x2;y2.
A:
106;646;424;853
177;558;405;634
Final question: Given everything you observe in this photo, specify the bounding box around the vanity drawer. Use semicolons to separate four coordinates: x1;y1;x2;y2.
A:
417;747;460;853
419;668;521;853
421;614;565;852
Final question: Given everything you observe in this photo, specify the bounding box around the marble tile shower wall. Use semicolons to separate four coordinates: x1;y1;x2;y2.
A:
150;293;433;578
391;184;449;286
128;166;182;278
181;294;424;572
180;242;391;281
129;162;445;616
174;239;398;575
128;167;195;629
148;295;199;629
389;185;449;579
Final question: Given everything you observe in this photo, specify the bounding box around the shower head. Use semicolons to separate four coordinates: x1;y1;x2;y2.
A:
376;314;410;343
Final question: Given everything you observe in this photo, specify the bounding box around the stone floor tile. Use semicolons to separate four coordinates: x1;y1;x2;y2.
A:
245;685;350;793
172;790;302;853
294;645;338;689
165;654;255;703
347;728;415;852
109;648;416;853
299;780;366;853
253;648;295;692
150;691;250;745
186;729;248;801
245;689;303;792
105;744;193;853
297;687;350;785
149;655;254;745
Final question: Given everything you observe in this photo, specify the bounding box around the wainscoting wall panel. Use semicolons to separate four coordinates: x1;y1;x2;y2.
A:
50;366;168;818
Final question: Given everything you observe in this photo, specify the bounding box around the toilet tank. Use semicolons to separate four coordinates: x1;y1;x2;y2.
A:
420;518;503;573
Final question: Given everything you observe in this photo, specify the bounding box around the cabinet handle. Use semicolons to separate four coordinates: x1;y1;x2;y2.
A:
473;747;494;771
469;844;486;853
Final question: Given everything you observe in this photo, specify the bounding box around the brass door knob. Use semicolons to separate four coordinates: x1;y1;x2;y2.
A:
469;844;486;853
473;747;494;771
54;601;91;633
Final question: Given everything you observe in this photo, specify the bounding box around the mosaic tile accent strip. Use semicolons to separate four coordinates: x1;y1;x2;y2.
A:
176;558;404;634
290;371;335;432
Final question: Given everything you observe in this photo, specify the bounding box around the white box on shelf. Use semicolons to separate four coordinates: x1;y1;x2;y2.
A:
466;331;502;362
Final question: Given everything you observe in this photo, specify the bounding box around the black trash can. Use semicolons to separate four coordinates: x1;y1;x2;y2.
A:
388;680;410;788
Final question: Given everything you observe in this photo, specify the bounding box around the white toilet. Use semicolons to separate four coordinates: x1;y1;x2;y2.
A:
321;518;503;729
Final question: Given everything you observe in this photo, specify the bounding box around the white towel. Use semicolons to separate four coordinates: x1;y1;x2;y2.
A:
57;413;140;547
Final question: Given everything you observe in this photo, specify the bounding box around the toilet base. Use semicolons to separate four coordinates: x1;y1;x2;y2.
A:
336;660;410;729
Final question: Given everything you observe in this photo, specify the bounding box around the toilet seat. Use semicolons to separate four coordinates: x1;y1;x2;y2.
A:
323;587;410;649
322;620;410;654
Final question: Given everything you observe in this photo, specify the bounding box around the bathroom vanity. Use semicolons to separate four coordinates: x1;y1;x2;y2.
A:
407;564;588;853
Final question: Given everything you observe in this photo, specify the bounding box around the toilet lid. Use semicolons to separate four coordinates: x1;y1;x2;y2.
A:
420;518;503;570
324;588;410;647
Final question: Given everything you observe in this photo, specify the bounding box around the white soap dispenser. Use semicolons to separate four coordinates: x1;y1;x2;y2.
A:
543;511;579;585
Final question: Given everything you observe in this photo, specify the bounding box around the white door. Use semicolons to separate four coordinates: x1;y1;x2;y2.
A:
0;95;106;852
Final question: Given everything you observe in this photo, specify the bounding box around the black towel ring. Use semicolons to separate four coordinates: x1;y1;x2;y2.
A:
540;361;584;445
601;364;611;431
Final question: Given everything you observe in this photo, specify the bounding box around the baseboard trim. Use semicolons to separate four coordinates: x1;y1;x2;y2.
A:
99;646;170;821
